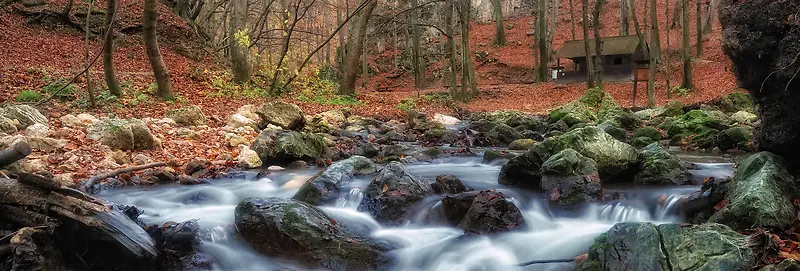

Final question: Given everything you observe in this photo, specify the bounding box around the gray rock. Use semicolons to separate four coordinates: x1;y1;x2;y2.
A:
167;105;207;126
0;105;48;130
358;162;432;225
250;129;328;165
540;149;602;209
255;102;305;130
88;118;158;150
634;143;691;185
293;156;376;205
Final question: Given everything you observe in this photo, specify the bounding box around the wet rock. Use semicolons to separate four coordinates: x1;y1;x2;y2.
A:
235;197;393;271
0;115;18;134
631;136;655;149
680;177;731;224
481;123;522;146
633;126;662;141
407;110;444;131
521;130;544;141
691;126;721;149
24;123;49;137
0;105;48;130
255;101;305;130
597;121;627;142
598;109;639;130
716;126;753;152
549;101;596;127
250;129;328;165
184;159;211;176
547;120;569;133
540;149;602;209
541;126;639;178
762;259;800;271
720;92;754;113
709;152;798;230
498;144;551;187
579;222;754;271
293;156;376;205
178;174;208;185
287;160;308;169
358;162;432;225
431;174;470;195
181;253;215;271
167;105;207;126
634;143;692;185
421;128;455;144
88;118;158;150
681;109;732;131
441;191;480;225
133;153;153;165
731;111;757;125
508;138;535;150
8;227;66;271
238;145;263;169
482;150;517;163
457;190;526;234
153;168;178;183
156;220;201;253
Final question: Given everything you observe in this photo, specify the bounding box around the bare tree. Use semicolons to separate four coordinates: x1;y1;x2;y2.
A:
649;0;660;61
536;0;548;82
459;0;478;97
84;0;96;107
630;0;652;106
702;0;718;33
592;0;605;88
665;0;671;97
103;0;121;97
230;0;250;83
144;0;174;99
338;0;377;95
568;0;576;40
492;0;506;45
695;0;703;57
411;0;423;88
680;0;692;89
581;0;594;88
444;0;458;95
619;0;629;36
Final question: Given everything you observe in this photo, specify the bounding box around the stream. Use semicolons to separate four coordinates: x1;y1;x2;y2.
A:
99;152;736;271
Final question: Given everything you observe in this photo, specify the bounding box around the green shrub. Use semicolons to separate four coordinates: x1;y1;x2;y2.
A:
16;90;43;102
41;79;78;101
397;98;417;112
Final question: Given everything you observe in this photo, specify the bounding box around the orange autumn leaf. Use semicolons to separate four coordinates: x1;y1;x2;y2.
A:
780;251;800;261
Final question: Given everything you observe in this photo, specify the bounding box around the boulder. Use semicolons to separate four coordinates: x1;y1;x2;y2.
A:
483;123;523;146
0;105;47;129
420;128;456;144
431;174;470;195
482;150;517;163
237;146;263;169
227;113;257;129
662;100;685;117
133;154;153;165
497;144;551;187
0;115;17;134
634;126;662;142
250;130;328;165
762;260;800;271
183;159;211;176
709;152;798;230
598;109;639;130
579;222;754;271
540;126;639;178
720;92;754;113
549;101;596;127
235;197;393;271
716;126;753;151
88;118;158;150
633;108;667;120
23;123;49;137
597;121;627;142
730;111;757;125
293;156;376;205
456;190;526;234
255;102;305;130
540;149;602;208
680;109;732;131
167;105;207;126
432;114;460;126
441;191;480;225
318;109;349;127
508;138;536;150
60;113;98;128
358;162;432;225
631;136;656;149
303;115;336;134
635;143;692;185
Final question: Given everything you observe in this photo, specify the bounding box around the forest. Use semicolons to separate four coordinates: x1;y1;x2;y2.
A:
1;0;799;270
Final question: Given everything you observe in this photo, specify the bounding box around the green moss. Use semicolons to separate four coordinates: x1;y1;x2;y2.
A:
720;92;754;113
16;90;43;102
662;100;684;117
716;126;752;151
634;126;662;141
632;136;656;149
508;138;536;150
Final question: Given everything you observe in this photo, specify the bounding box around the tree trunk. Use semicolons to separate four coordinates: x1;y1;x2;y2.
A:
702;0;718;34
670;0;681;28
84;0;96;108
460;0;478;97
0;141;31;169
665;0;671;98
61;0;73;19
337;6;345;66
568;0;575;40
649;0;661;61
103;0;122;97
338;0;377;96
619;0;629;36
269;0;293;94
581;0;594;88
592;0;604;89
695;0;703;57
143;0;174;99
492;0;506;46
362;37;369;87
536;0;548;82
680;0;692;89
444;0;458;96
411;0;423;89
229;0;250;83
547;0;558;59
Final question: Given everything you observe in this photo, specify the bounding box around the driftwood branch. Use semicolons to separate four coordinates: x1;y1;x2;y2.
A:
78;161;167;192
0;141;32;169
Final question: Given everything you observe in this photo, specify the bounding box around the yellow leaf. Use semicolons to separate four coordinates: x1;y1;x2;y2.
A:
382;184;388;193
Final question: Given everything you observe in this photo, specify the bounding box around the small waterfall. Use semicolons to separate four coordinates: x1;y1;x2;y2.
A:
655;194;683;221
583;201;653;222
335;187;364;209
93;209;157;258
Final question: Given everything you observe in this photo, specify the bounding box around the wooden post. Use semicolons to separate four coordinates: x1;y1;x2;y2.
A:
632;65;638;107
0;141;32;169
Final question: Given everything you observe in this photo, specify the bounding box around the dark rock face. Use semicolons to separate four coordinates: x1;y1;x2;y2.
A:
457;190;526;234
578;222;755;271
250;129;329;165
441;191;480;226
358;162;432;225
719;0;800;169
293;156;376;205
540;149;602;209
235;197;393;271
634;143;692;185
7;227;66;271
431;174;470;195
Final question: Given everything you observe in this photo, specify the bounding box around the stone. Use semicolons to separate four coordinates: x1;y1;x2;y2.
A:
579;222;754;271
236;104;260;121
59;114;81;128
152;168;177;183
167;105;207;126
540;149;602;209
7;227;66;270
482;123;523;146
133;154;152;165
303;115;336;134
176;127;200;139
250;130;329;165
20;159;47;173
431;174;470;195
421;128;455;144
598;109;639;130
225;133;250;147
432;114;460;126
318;109;349;127
0;105;47;129
709;152;798;230
762;260;800;271
631;136;656;149
227;113;257;129
549;101;596;127
0;115;17;134
456;190;526;234
482;150;517;163
716;126;753;151
235;197;393;271
680;109;732;131
184;159;211;176
88;118;157;150
662;100;685;117
358;162;432;225
23;123;48;137
76;113;98;126
634;126;662;141
255;102;305;130
238;146;263;169
720;92;754;113
508;138;536;150
597;121;627;142
293;156;376;205
633;108;666;120
178;174;207;185
635;143;692;185
26;136;67;152
497;144;551;187
731;111;757;125
540;126;639;178
53;173;74;187
111;150;131;165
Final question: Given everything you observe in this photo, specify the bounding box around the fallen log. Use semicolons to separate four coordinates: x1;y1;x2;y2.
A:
0;141;32;169
78;161;167;193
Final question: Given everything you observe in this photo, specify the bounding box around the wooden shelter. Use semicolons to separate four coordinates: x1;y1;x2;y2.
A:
553;35;649;84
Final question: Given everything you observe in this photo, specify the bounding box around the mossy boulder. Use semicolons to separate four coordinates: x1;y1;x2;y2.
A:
508;138;536;150
250;130;329;165
471;110;545;132
482;123;523;146
358;162;432;225
547;120;569;133
482;150;518;163
632;136;656;149
597;121;627;142
303;115;336;134
691;127;721;149
0;115;17;134
497;144;551;187
421;128;456;144
293;156;376;205
662;100;685;117
635;143;691;185
634;126;662;142
540;149;602;209
730;111;758;125
87;118;158;150
762;259;800;271
235;197;394;271
0;105;48;130
166;105;206;126
549;102;596;127
680;110;732;131
581;222;754;271
255;102;305;130
456;190;526;234
709;152;798;230
597;109;639;130
716;126;753;151
721;92;754;113
658;117;691;138
633;108;667;120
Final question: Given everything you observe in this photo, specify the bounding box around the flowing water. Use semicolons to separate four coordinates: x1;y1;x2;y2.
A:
100;153;736;271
